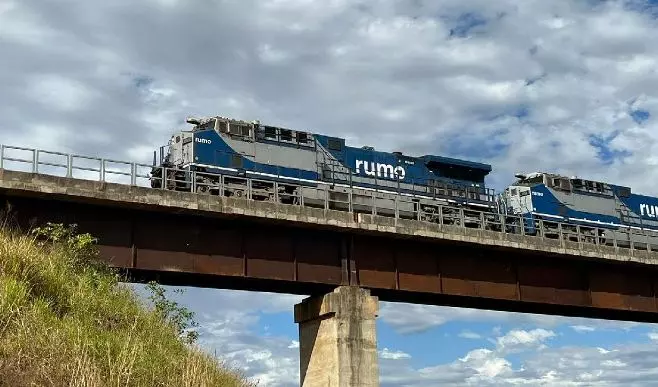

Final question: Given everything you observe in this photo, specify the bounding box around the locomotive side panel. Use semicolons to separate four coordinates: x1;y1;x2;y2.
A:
192;129;319;182
527;184;622;226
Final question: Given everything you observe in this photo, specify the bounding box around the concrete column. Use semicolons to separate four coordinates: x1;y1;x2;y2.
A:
294;286;380;387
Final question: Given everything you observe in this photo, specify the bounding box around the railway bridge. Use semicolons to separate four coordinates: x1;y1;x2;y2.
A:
2;145;658;386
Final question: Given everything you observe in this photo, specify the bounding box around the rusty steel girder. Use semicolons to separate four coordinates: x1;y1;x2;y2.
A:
2;190;658;324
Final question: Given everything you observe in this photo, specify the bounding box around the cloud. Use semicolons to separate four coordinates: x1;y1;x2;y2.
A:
459;330;483;340
195;312;300;387
493;328;556;354
379;327;658;386
378;302;638;335
3;0;658;200
380;348;411;360
570;325;597;333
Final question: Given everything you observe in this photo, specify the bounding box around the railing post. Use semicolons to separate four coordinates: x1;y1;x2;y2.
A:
0;145;4;170
371;192;375;216
245;178;249;200
131;163;136;186
162;167;167;190
394;196;399;226
348;191;353;213
67;154;72;178
32;149;37;173
324;185;329;211
100;159;105;181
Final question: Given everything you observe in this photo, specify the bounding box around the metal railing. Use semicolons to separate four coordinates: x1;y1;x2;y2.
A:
2;143;658;257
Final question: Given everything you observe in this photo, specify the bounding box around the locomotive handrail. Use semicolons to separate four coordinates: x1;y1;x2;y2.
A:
1;143;658;257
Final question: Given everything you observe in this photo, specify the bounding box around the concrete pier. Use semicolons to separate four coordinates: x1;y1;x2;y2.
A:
294;286;380;387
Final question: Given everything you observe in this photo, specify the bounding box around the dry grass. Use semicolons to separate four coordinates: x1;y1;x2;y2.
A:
0;226;257;387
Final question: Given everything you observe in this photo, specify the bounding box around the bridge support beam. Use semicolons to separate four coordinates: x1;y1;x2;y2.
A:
294;286;380;387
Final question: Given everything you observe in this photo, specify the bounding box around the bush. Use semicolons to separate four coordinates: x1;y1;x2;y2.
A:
0;223;256;387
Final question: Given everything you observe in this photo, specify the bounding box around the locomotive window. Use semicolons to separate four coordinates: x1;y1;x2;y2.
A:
263;127;276;140
176;136;180;143
327;138;342;151
520;190;530;196
218;121;228;133
231;123;251;137
280;129;292;141
298;132;308;144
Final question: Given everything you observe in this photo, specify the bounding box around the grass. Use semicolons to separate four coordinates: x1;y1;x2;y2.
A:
0;222;257;387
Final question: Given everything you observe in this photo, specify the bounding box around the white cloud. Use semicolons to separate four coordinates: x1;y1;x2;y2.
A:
570;325;597;333
494;328;556;354
379;327;658;386
380;348;411;360
459;330;483;340
378;301;638;335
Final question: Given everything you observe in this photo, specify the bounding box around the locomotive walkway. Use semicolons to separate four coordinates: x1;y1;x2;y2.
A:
3;145;658;386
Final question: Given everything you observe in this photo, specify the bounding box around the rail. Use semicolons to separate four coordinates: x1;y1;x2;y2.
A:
2;144;658;256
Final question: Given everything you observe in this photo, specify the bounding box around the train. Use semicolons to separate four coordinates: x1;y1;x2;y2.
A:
150;114;658;249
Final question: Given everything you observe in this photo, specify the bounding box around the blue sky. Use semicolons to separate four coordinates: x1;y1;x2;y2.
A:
3;0;658;385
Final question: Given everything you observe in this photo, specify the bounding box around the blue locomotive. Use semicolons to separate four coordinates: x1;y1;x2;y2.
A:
500;171;658;247
150;115;498;225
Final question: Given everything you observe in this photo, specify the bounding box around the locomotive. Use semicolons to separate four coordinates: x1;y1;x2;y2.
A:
150;115;498;226
500;171;658;248
150;114;658;248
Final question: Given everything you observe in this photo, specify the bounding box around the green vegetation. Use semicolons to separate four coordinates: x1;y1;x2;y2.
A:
0;222;256;386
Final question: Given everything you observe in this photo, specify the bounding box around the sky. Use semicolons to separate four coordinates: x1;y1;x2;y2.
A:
3;0;658;385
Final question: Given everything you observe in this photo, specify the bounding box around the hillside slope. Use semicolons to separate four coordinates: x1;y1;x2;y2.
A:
0;222;255;387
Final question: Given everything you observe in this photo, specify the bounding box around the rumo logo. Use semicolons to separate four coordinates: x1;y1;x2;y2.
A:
355;159;405;180
195;137;212;144
640;203;658;218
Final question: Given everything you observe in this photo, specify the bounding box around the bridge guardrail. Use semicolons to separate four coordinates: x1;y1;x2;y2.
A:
1;144;657;257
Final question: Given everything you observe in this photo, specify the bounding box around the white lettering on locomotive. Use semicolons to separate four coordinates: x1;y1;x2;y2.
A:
355;159;405;180
195;137;212;144
640;203;658;218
